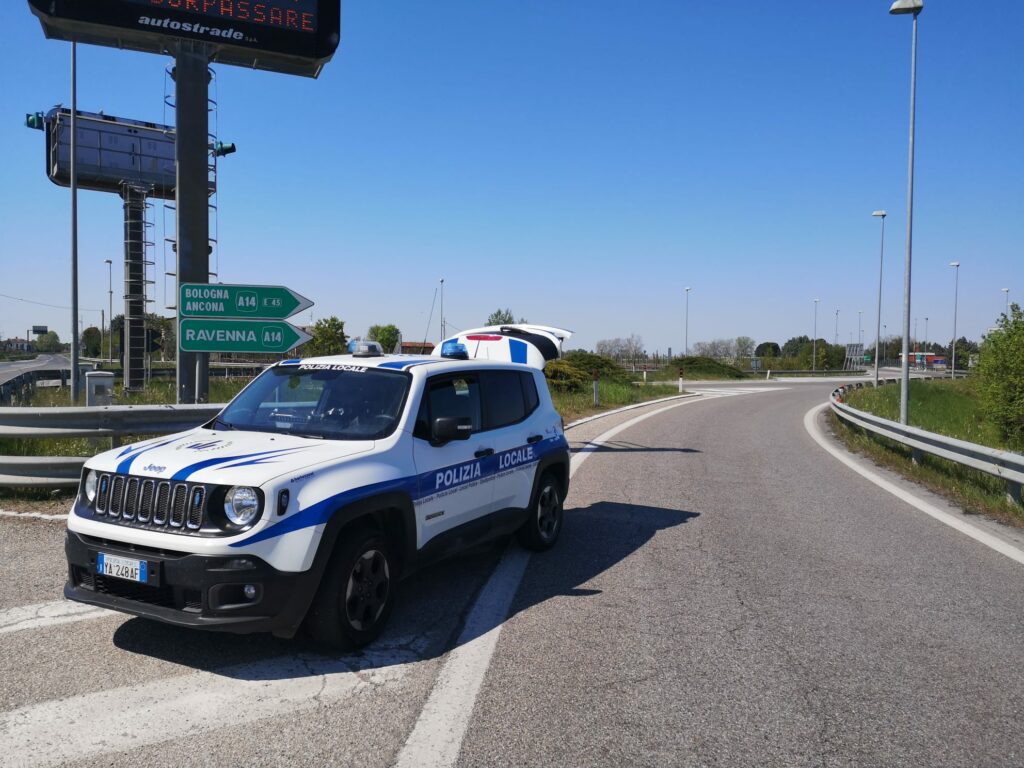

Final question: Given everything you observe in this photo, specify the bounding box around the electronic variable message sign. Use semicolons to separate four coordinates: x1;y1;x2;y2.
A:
27;0;341;77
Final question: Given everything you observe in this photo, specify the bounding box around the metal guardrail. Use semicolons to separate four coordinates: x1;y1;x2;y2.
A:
0;403;224;488
830;381;1023;505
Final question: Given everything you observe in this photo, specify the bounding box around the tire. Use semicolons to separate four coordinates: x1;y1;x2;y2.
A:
306;525;395;650
517;471;564;551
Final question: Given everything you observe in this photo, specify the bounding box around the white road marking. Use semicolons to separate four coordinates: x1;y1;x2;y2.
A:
394;394;718;768
686;386;789;397
0;600;113;636
0;649;417;767
804;402;1024;566
0;509;67;522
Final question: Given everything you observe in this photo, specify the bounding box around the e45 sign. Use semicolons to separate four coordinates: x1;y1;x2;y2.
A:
28;0;341;77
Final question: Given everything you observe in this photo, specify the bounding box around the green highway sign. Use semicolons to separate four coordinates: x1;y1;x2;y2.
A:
179;283;313;320
179;319;312;354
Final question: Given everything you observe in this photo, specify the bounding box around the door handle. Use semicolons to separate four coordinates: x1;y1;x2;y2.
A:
475;448;494;458
527;435;543;444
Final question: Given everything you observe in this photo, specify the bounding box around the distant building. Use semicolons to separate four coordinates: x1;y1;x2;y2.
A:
401;341;435;355
1;337;33;353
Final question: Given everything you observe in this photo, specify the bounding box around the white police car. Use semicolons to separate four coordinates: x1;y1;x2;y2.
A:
65;325;572;648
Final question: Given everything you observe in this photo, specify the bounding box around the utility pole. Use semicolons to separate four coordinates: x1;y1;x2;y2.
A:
684;287;691;356
813;299;819;372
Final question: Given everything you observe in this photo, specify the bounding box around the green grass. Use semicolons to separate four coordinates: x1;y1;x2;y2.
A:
551;381;681;424
833;378;1023;527
844;377;1010;450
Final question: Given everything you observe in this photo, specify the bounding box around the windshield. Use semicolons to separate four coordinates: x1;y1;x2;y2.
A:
213;364;411;440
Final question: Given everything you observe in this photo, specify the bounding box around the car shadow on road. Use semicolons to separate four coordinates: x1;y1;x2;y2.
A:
467;500;699;643
111;501;697;681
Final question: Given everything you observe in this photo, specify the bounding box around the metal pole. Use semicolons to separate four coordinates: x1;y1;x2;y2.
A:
174;43;211;404
684;287;691;356
874;213;886;386
106;259;113;362
439;278;445;339
834;309;839;346
950;263;959;379
70;42;80;403
899;11;920;426
813;299;818;372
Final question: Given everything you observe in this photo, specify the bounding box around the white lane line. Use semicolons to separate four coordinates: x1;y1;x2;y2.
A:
804;403;1024;567
0;509;68;522
0;600;113;635
394;395;714;768
0;649;417;767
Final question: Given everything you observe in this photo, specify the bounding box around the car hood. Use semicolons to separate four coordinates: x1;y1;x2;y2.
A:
86;428;375;487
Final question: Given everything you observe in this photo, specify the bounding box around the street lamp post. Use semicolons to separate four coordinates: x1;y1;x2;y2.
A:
684;287;692;356
924;316;929;353
439;278;445;339
858;310;863;346
834;309;839;346
890;0;923;425
813;299;820;372
949;261;960;379
872;210;887;386
104;259;113;362
1002;287;1010;316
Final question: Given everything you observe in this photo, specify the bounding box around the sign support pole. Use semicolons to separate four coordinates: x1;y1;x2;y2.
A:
70;41;80;403
174;42;211;404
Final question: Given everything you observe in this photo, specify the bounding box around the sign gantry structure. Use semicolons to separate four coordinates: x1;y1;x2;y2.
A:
27;0;340;403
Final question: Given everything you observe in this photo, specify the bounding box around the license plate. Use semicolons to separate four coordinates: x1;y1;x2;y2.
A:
97;553;147;583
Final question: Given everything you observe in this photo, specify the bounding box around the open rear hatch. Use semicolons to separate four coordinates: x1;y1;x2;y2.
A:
432;324;573;370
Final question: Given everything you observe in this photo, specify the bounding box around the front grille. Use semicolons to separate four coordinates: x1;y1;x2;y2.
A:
169;484;188;528
123;478;140;520
187;487;205;530
96;475;110;513
138;480;155;523
94;574;176;609
153;482;170;525
89;473;211;535
109;476;125;516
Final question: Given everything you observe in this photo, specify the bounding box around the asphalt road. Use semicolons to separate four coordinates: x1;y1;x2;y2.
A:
0;354;70;387
1;382;1022;767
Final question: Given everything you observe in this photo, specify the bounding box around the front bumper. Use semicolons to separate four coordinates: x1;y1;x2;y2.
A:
64;531;320;636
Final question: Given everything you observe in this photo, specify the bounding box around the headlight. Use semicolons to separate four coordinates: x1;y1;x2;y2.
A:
83;470;98;504
224;486;260;526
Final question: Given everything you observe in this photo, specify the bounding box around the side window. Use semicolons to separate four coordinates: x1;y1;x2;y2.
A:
424;376;482;435
481;371;527;430
520;371;540;415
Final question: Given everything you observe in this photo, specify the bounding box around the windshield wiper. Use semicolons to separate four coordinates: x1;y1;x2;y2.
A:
210;416;237;431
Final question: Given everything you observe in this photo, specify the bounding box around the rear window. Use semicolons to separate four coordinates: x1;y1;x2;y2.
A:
520;371;540;414
481;371;527;430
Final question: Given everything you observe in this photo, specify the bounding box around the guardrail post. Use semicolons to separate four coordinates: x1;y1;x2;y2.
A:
912;448;924;465
1008;481;1023;507
678;376;683;394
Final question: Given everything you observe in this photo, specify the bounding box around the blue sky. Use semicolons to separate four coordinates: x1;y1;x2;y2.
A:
1;1;1021;354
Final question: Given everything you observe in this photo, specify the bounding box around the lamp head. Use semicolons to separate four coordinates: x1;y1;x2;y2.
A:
872;210;887;218
949;261;960;268
889;0;923;15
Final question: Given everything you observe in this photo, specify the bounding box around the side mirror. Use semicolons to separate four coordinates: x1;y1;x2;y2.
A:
432;416;472;444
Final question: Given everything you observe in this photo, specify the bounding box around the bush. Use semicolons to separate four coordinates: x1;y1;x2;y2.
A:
544;359;592;393
561;350;629;382
976;304;1024;448
671;356;747;379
